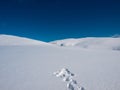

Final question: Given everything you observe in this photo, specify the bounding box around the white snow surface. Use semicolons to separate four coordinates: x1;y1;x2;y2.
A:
50;37;120;50
0;34;49;46
0;35;120;90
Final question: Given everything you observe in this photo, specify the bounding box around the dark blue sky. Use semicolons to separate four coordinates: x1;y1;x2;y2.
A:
0;0;120;41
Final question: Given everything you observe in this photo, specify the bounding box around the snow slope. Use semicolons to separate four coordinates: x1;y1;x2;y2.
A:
50;37;120;50
0;35;120;90
0;34;49;46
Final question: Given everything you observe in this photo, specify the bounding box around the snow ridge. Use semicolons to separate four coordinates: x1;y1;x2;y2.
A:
0;34;49;46
0;34;120;50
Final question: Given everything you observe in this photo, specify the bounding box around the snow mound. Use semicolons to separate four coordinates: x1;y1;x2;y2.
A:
0;34;49;46
50;37;120;50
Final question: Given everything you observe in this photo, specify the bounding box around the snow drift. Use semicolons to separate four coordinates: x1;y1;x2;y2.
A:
0;35;120;90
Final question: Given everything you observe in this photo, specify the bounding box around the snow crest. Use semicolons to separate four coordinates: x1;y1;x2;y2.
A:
0;34;49;46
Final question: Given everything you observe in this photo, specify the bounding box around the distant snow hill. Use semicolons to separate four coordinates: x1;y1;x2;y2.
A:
50;37;120;51
0;35;120;51
0;34;50;46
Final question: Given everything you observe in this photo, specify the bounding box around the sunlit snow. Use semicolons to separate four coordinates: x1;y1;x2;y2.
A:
0;35;120;90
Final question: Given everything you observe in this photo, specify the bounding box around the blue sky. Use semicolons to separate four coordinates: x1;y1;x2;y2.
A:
0;0;120;41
